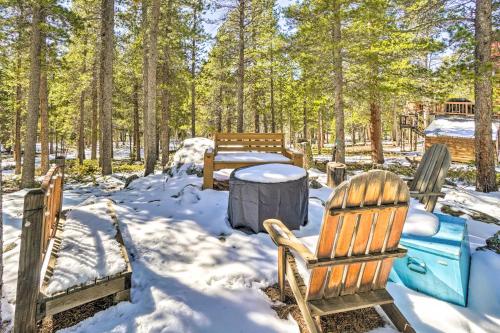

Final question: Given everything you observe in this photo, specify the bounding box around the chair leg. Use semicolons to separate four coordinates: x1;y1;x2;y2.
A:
381;303;415;333
286;258;321;333
278;246;286;302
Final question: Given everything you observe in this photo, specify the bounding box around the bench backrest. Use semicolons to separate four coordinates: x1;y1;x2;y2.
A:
214;133;285;154
306;170;409;301
410;143;450;212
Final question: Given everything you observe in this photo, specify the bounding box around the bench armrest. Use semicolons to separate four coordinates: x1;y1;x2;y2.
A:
409;191;445;198
284;149;303;168
263;219;317;264
205;147;214;156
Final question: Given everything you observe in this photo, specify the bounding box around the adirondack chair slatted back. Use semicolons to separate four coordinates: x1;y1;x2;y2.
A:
410;143;451;212
214;133;285;154
307;170;409;301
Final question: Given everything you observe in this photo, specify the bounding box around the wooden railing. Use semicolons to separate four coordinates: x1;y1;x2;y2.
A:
14;157;65;333
436;102;475;116
40;160;64;252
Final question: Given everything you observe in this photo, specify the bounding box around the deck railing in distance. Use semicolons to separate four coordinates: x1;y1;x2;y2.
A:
435;102;475;116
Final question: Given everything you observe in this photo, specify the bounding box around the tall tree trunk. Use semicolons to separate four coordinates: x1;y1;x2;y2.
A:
237;0;245;132
190;6;197;137
144;0;160;176
39;45;49;174
270;44;276;133
303;98;307;140
14;5;24;175
216;53;224;133
226;105;232;132
14;67;22;175
160;0;173;169
99;0;114;175
474;0;497;192
160;68;170;168
78;36;88;164
318;108;323;150
91;55;99;160
21;3;42;188
369;99;384;164
216;85;223;132
133;79;141;161
332;0;345;163
142;0;149;162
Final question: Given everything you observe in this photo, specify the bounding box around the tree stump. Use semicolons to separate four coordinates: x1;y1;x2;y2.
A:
326;162;346;188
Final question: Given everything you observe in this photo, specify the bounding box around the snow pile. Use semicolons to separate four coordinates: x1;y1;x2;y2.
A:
170;137;214;175
403;199;440;237
234;163;307;183
215;152;290;162
424;116;499;139
45;197;127;295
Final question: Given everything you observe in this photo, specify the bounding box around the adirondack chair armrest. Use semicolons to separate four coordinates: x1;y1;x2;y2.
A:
409;191;445;198
263;219;317;264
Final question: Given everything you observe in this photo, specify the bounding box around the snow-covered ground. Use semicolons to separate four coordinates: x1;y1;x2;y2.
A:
45;198;127;296
1;140;500;332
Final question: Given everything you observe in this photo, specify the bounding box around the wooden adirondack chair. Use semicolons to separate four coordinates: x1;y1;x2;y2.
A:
264;170;415;333
409;143;451;212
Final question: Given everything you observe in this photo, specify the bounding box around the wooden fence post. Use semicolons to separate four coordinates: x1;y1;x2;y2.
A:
326;162;346;188
55;156;65;219
14;189;45;333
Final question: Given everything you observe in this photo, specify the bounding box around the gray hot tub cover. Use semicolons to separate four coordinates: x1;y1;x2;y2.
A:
227;165;308;233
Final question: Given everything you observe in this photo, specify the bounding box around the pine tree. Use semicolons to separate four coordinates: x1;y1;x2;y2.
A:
474;0;497;192
99;0;114;175
21;2;43;188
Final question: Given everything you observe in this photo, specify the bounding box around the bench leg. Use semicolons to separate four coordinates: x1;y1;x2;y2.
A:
203;151;214;189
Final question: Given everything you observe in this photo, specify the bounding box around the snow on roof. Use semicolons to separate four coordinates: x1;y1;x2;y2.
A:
424;116;499;139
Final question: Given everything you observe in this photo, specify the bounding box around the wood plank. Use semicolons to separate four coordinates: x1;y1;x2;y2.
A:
14;189;46;333
308;289;393;316
286;254;321;333
381;303;416;333
203;149;214;189
329;203;407;216
215;139;283;145
305;249;407;269
215;132;284;140
342;172;385;295
325;172;370;298
306;182;348;300
41;276;128;317
216;146;283;152
213;160;292;170
278;246;286;302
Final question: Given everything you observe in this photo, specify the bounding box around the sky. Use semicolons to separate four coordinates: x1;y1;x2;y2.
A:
203;0;296;38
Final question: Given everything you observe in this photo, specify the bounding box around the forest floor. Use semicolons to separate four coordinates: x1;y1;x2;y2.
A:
1;140;500;332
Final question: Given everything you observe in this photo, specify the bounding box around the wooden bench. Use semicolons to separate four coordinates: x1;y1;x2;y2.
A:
14;158;132;333
203;133;304;189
